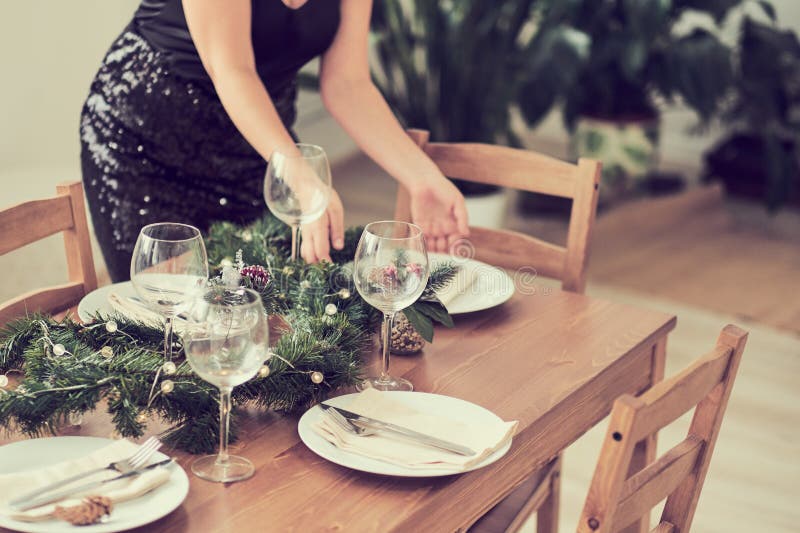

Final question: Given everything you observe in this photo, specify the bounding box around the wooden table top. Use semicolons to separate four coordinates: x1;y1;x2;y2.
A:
1;288;675;533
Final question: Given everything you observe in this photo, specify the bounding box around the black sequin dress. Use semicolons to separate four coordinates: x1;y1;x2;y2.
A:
80;0;341;281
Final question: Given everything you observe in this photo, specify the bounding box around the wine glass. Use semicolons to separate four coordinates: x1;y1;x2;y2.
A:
353;221;429;391
131;223;209;362
263;143;331;261
182;287;269;482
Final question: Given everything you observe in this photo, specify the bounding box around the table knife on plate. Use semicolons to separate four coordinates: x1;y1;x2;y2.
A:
10;458;174;512
320;404;476;456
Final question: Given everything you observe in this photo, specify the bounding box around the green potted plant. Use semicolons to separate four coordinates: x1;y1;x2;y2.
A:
704;16;800;210
518;0;763;203
368;0;562;227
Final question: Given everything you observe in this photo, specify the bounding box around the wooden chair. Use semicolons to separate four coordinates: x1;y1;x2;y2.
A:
396;129;601;533
578;324;748;533
395;129;601;293
0;181;97;325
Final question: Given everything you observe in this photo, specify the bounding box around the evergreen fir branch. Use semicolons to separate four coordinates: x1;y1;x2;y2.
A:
0;314;48;370
425;261;459;292
0;216;456;454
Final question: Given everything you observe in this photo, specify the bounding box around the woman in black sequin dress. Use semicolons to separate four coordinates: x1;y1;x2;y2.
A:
81;0;469;282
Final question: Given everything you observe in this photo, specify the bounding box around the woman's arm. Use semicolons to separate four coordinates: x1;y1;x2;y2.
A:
183;0;298;159
182;0;345;261
318;0;469;253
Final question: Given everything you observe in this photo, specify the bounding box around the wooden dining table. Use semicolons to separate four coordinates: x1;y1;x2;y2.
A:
1;286;675;533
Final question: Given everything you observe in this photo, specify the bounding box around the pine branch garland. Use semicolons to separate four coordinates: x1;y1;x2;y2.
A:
0;214;456;453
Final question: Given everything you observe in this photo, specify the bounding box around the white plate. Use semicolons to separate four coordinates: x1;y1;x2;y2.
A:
77;282;138;323
297;392;512;477
428;253;515;314
0;437;189;533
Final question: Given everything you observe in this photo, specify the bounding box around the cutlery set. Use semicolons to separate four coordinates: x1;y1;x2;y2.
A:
8;437;171;512
320;403;476;457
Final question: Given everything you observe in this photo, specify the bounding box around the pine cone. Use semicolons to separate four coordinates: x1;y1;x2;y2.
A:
54;495;113;526
388;312;425;355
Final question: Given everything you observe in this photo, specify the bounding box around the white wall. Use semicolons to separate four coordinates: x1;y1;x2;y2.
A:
1;1;139;183
0;1;139;300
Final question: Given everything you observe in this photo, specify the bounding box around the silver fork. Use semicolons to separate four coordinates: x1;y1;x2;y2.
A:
8;436;162;507
323;406;376;436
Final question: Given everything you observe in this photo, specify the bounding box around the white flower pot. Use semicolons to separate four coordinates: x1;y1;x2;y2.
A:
463;189;509;229
571;115;660;204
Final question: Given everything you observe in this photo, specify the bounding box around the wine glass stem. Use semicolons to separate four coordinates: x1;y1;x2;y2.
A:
291;224;301;261
163;316;174;362
217;386;232;466
380;312;395;383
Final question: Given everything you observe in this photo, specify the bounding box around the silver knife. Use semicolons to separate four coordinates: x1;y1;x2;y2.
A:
10;458;174;512
320;404;476;456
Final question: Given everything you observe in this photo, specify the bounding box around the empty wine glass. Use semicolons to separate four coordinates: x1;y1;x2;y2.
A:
131;223;209;361
353;221;429;391
182;287;269;483
264;143;331;261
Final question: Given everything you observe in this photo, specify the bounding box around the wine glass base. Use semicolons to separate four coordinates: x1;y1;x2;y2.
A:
191;454;254;483
356;376;413;392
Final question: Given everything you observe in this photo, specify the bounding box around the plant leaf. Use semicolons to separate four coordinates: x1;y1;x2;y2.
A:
673;0;741;23
757;0;777;22
414;300;455;328
401;307;434;342
670;29;733;121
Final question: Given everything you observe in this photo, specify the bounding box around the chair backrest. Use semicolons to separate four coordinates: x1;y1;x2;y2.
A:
394;129;601;293
0;181;97;324
578;325;749;533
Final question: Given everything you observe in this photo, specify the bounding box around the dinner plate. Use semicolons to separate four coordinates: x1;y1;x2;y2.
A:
77;282;138;323
80;253;514;320
297;392;512;477
428;252;515;314
0;437;189;533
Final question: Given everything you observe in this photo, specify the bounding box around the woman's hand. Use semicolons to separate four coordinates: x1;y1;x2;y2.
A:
409;175;470;253
300;188;345;263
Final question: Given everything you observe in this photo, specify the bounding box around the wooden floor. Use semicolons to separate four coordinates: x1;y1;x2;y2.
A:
334;154;800;336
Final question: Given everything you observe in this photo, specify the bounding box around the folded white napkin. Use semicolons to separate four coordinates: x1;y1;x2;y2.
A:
312;389;517;471
435;262;480;306
0;439;171;522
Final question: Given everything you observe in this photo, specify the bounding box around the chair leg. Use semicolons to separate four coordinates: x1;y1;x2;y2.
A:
535;453;562;533
470;459;557;533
